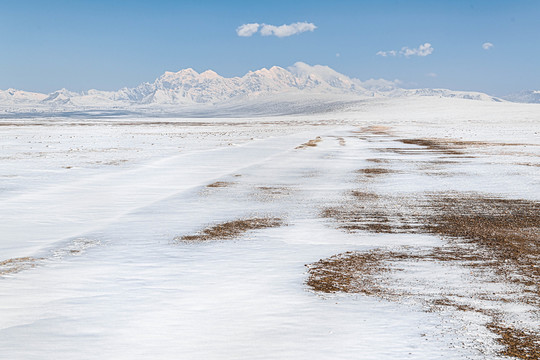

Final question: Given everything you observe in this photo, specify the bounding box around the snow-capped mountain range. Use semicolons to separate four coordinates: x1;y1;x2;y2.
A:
0;62;506;114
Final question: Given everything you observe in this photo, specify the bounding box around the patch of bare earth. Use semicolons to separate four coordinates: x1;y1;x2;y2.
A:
206;181;235;188
177;217;283;242
354;125;393;136
306;251;391;295
356;167;395;177
366;158;389;164
487;323;540;360
0;238;100;277
0;257;41;276
516;162;540;168
393;138;464;155
296;136;322;149
388;137;535;158
315;191;540;359
93;159;129;166
425;195;540;301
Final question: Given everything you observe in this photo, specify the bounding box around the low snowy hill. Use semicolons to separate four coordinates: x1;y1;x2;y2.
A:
0;89;47;104
0;63;505;114
502;90;540;104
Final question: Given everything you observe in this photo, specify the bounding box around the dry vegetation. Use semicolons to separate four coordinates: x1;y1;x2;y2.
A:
487;323;540;360
0;257;41;276
315;190;539;359
355;125;393;136
366;158;389;164
425;195;540;299
321;193;539;295
356;167;395;176
296;136;322;149
310;133;540;358
206;181;235;188
387;137;533;158
177;217;283;242
396;138;464;155
306;251;391;295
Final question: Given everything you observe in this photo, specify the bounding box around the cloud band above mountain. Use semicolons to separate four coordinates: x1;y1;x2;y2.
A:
236;22;316;37
377;43;434;57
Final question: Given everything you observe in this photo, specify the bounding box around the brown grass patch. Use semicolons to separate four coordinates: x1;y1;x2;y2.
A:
425;195;540;299
351;191;379;200
94;159;129;166
0;257;41;275
206;181;234;188
396;138;464;155
516;162;540;167
322;193;421;234
430;298;477;312
446;140;529;147
318;191;540;357
356;168;394;176
321;191;540;302
487;322;540;360
355;126;392;136
177;217;283;242
296;136;322;149
392;138;533;158
487;323;540;360
366;158;389;164
337;137;346;146
324;192;540;292
306;251;391;294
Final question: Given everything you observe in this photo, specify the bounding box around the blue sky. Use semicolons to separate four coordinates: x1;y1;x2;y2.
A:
1;0;538;95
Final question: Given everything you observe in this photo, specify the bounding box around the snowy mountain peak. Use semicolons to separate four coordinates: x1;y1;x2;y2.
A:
42;88;80;104
200;70;221;79
289;62;347;80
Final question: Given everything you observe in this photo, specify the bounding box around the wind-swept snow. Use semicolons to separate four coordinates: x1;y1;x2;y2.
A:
0;97;538;359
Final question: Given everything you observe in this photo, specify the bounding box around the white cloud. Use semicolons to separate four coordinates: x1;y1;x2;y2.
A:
237;21;316;38
260;22;317;37
336;53;340;57
426;72;437;77
376;43;433;57
482;42;494;50
401;43;433;57
376;50;397;57
236;23;260;37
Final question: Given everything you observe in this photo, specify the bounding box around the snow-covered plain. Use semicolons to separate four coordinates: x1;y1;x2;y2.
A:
0;97;538;359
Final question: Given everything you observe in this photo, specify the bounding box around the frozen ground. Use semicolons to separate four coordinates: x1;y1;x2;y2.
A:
0;97;538;359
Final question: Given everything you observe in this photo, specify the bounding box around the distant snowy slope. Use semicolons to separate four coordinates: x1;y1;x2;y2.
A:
503;90;540;104
0;63;507;113
0;89;47;104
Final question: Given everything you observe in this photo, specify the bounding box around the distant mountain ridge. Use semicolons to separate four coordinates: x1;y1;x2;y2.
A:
0;63;504;113
502;90;540;104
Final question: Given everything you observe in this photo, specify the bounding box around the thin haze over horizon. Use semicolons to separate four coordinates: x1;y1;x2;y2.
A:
1;0;538;96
